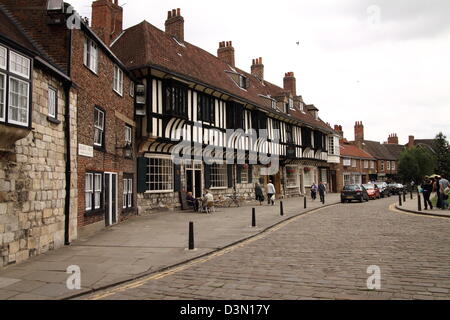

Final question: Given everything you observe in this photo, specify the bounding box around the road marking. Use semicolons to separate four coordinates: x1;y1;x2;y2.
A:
85;204;338;300
388;203;450;221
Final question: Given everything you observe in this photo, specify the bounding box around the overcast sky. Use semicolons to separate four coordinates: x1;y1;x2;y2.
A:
70;0;450;143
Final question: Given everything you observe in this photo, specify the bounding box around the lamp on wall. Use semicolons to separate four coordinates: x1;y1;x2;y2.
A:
118;143;133;159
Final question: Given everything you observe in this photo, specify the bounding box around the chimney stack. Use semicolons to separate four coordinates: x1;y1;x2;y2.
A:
217;41;235;67
283;72;296;97
251;57;264;81
354;121;364;143
408;135;415;149
91;0;123;46
387;133;399;144
165;8;184;41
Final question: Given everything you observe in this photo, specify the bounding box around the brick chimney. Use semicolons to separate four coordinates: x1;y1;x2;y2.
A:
165;8;184;42
283;72;296;97
251;57;264;81
387;133;399;144
408;135;415;149
91;0;123;46
354;121;364;142
218;41;235;67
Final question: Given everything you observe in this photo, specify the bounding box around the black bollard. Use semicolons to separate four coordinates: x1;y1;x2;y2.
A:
418;192;422;212
399;193;402;206
252;208;256;227
304;196;307;209
403;191;406;203
410;189;413;200
188;222;195;250
280;201;284;216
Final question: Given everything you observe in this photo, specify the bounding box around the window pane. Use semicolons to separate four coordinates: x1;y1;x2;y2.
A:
148;158;173;191
8;77;29;126
10;51;30;78
48;87;57;117
0;46;6;69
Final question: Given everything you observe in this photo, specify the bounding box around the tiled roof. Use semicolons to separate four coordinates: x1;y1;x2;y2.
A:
359;140;397;160
111;21;335;132
340;143;374;159
0;6;38;54
383;143;405;159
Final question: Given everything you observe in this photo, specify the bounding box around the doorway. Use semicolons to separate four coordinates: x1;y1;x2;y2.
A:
104;172;118;227
186;162;202;198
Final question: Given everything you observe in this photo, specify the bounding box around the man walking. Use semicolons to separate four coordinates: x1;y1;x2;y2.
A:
421;178;433;210
318;181;326;204
267;180;276;206
439;176;449;210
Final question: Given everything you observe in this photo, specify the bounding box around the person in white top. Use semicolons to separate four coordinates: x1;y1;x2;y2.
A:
267;181;276;206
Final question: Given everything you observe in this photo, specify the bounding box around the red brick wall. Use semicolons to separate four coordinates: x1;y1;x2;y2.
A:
71;30;136;228
334;158;375;191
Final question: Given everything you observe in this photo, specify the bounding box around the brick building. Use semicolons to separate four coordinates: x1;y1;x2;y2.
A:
0;5;78;266
1;0;137;238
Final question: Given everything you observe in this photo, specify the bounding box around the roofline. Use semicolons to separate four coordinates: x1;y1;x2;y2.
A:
129;64;335;134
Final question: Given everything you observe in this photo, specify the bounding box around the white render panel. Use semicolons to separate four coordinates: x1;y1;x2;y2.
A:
157;80;163;114
152;80;157;113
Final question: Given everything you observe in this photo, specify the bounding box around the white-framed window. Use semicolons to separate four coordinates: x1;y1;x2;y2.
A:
94;107;104;147
353;174;362;185
289;98;294;110
48;86;57;118
303;169;313;186
130;82;135;97
8;77;29;126
286;166;298;188
85;173;93;211
211;163;227;188
147;156;174;192
392;161;396;170
239;75;247;89
370;161;375;169
9;51;30;79
84;38;98;74
387;161;391;170
271;100;276;109
380;160;385;171
328;136;337;155
0;73;5;121
94;173;102;209
343;174;351;186
364;160;369;169
125;125;132;145
240;165;248;184
352;159;357;168
123;178;133;209
113;65;123;95
343;158;351;167
0;46;6;70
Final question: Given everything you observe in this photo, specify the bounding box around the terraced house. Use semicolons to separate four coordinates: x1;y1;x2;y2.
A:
0;4;78;266
103;5;340;211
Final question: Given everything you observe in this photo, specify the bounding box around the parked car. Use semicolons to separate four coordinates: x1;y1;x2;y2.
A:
341;184;370;203
375;181;391;198
388;183;405;195
363;184;381;200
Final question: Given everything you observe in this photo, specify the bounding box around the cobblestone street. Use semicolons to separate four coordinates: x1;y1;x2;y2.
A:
83;198;450;300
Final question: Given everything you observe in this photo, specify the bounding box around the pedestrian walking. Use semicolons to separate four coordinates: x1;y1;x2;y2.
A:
439;176;449;210
254;182;264;206
311;182;318;201
435;176;442;209
318;181;326;204
421;178;433;210
267;180;276;206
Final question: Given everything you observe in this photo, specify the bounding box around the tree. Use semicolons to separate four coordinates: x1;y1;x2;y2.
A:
433;132;450;178
398;147;435;184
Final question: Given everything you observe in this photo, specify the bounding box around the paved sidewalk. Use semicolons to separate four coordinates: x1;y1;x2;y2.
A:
395;195;450;218
0;194;340;300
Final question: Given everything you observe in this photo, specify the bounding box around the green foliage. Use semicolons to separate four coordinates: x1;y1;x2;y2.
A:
433;132;450;178
398;147;436;184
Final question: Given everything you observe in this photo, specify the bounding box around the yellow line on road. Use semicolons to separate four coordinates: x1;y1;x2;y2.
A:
86;204;336;300
388;203;450;221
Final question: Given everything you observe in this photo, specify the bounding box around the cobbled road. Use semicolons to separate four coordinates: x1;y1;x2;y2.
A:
83;198;450;300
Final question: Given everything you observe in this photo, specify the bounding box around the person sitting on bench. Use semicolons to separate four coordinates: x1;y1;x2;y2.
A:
186;192;198;211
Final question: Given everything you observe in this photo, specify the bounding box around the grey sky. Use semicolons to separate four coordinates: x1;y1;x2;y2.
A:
70;0;450;143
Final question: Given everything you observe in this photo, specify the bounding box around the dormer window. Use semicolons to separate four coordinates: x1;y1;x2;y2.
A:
289;98;294;110
299;102;304;112
239;75;246;89
271;100;276;109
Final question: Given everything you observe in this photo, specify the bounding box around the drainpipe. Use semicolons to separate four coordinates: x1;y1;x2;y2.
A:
63;81;72;246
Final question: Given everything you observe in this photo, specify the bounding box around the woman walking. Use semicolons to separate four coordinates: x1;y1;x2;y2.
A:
311;182;318;201
422;178;433;210
254;182;264;206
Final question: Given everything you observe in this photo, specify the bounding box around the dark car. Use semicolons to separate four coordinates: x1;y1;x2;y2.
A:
341;184;370;203
363;184;381;200
375;181;391;198
388;183;405;195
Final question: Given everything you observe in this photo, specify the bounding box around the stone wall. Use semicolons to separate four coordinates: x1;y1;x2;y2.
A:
0;67;77;267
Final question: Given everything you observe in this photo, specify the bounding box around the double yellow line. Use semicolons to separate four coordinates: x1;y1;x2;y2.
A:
86;205;330;300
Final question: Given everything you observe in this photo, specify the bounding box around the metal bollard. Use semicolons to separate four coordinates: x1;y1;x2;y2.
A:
403;192;406;203
252;208;256;227
398;193;402;206
188;222;195;250
304;196;307;209
410;190;413;200
418;192;422;212
280;201;284;216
